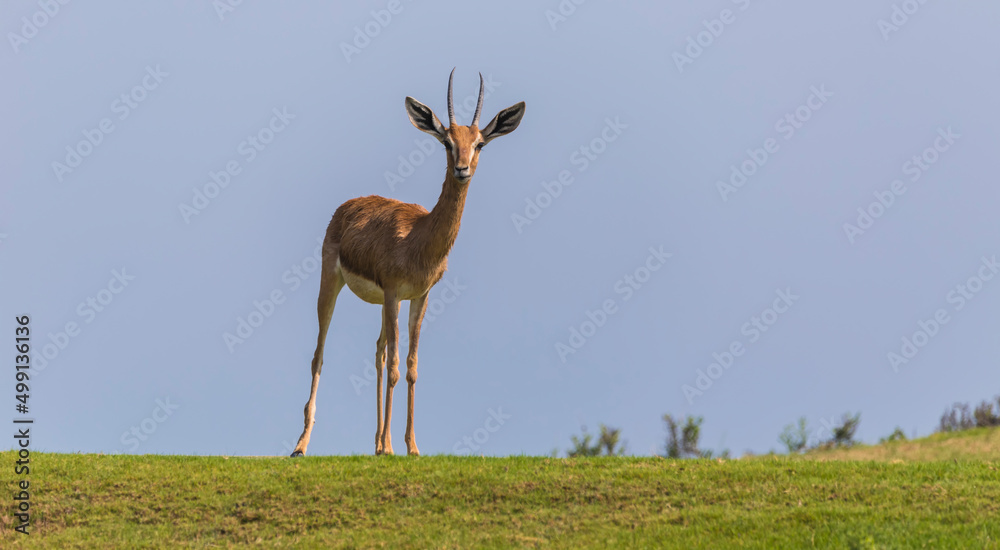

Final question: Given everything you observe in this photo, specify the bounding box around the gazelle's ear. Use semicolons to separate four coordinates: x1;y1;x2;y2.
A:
481;102;525;144
405;97;447;140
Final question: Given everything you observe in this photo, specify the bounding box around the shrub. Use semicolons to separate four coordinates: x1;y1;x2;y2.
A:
940;403;976;432
567;424;625;457
879;427;907;444
973;397;1000;428
811;412;861;450
831;412;861;447
663;414;699;458
662;414;728;458
779;417;809;454
939;397;1000;432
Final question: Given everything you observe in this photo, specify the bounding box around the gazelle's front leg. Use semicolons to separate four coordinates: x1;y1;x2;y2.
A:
374;326;386;455
379;293;401;455
405;293;428;456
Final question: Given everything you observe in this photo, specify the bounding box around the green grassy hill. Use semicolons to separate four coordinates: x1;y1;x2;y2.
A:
2;429;999;548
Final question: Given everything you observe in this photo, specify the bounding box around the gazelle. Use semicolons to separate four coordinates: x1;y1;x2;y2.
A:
290;70;525;456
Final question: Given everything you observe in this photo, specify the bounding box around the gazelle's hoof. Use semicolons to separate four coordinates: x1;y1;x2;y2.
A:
408;450;420;457
290;450;304;457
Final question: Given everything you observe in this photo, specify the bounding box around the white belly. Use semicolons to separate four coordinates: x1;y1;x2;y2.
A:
339;262;426;304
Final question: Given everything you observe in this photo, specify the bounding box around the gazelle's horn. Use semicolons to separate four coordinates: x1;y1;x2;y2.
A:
471;72;485;127
447;68;456;126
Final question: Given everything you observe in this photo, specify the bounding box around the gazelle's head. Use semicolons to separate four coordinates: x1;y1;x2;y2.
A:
405;69;525;184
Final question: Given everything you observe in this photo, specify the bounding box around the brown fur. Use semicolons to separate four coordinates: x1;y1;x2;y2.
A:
330;177;465;294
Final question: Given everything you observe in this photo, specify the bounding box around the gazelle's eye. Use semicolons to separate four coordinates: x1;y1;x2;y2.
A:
475;142;485;150
443;142;452;150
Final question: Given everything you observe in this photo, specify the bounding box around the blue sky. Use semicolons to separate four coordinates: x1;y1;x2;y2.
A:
2;1;999;457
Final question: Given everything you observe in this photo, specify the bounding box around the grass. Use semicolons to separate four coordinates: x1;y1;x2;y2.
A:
1;430;999;548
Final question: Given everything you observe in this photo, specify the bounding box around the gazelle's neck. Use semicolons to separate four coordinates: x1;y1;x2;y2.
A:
419;160;469;265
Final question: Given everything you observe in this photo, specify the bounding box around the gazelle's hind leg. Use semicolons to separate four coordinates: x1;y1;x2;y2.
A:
291;244;343;457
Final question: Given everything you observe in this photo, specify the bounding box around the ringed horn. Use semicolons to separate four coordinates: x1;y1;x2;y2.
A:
446;68;486;128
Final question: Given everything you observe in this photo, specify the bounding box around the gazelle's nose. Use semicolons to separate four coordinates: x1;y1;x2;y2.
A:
455;166;470;175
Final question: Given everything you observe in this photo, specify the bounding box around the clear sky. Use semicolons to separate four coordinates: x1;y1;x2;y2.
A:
2;1;999;457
